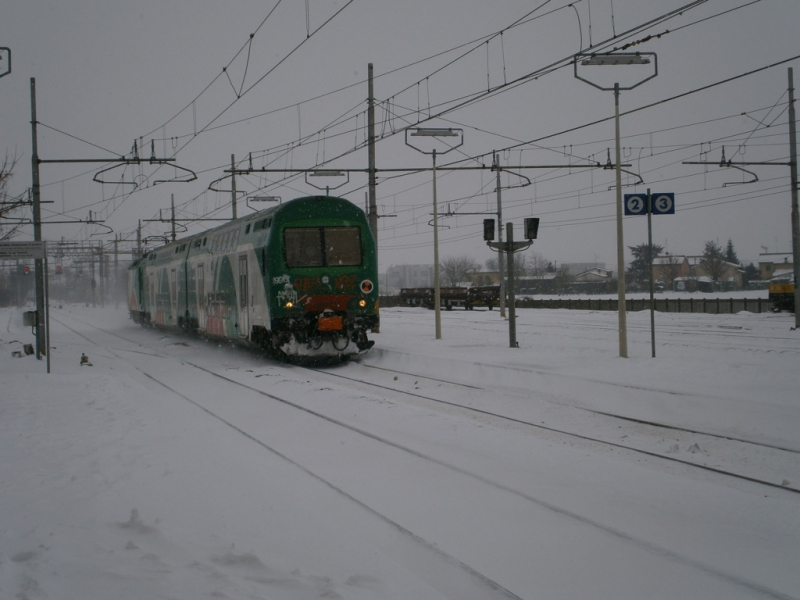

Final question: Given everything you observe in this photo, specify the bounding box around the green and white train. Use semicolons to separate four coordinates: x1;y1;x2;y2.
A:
128;195;379;360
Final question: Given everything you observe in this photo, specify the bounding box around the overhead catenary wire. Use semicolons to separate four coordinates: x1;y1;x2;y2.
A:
70;0;784;248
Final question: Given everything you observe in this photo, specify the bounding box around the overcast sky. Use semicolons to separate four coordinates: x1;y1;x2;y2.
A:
1;0;799;272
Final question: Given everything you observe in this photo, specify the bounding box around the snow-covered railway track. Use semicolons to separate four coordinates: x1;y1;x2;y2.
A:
49;311;799;600
50;313;524;600
54;310;800;495
398;310;800;353
307;363;800;495
355;362;800;455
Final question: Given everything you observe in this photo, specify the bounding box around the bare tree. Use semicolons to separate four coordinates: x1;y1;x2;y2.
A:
525;251;549;278
441;255;480;287
0;153;24;241
657;254;683;290
485;254;528;278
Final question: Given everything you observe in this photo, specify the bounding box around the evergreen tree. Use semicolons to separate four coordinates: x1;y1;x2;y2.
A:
627;243;664;288
742;263;760;287
725;238;739;264
701;240;727;284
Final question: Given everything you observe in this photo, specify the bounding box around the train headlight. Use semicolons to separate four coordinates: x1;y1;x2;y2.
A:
358;299;367;307
285;301;294;308
360;280;374;294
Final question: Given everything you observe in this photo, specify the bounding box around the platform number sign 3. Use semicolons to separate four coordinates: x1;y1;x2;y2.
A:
624;193;675;216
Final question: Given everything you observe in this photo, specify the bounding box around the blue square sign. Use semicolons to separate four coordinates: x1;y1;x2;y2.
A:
624;193;675;216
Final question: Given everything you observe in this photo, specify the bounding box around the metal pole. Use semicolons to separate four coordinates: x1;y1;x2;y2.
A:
99;242;105;307
432;149;441;339
30;77;46;359
367;63;378;239
91;244;96;307
137;219;142;259
367;63;380;333
171;194;176;241
230;154;237;220
44;241;50;373
506;222;518;348
494;152;506;318
614;83;628;357
114;234;119;308
647;189;655;357
788;68;800;328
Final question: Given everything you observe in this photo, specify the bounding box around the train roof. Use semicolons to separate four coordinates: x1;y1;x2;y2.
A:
137;195;364;260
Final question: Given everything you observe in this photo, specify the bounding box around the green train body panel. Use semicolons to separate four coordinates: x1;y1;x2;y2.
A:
128;196;379;358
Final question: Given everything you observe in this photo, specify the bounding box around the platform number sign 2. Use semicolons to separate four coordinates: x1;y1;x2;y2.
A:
624;193;675;216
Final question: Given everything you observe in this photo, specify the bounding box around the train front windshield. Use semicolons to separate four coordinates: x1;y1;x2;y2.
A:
284;226;362;268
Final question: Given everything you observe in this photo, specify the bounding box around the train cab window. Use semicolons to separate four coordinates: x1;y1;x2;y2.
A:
285;228;324;267
284;226;361;268
324;227;361;266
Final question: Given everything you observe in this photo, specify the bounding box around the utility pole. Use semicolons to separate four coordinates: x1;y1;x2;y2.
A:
493;152;506;318
231;154;238;220
367;63;378;240
506;223;517;347
30;78;45;359
99;242;105;307
90;243;96;307
137;220;142;259
114;234;119;308
432;148;441;339
788;68;800;328
367;63;381;333
614;82;628;358
170;194;177;241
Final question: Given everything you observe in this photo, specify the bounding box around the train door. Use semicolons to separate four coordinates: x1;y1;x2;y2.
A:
197;263;206;329
238;255;249;338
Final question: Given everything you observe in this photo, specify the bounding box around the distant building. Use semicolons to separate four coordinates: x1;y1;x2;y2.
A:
692;257;742;289
572;268;613;283
385;264;434;294
465;271;500;287
652;255;690;287
758;252;794;282
561;262;605;275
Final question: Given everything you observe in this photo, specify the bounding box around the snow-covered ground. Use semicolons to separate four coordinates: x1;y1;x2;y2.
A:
1;303;798;600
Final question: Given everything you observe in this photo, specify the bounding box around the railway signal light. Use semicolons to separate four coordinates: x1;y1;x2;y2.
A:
483;219;495;241
524;217;540;240
55;265;62;274
23;266;30;275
